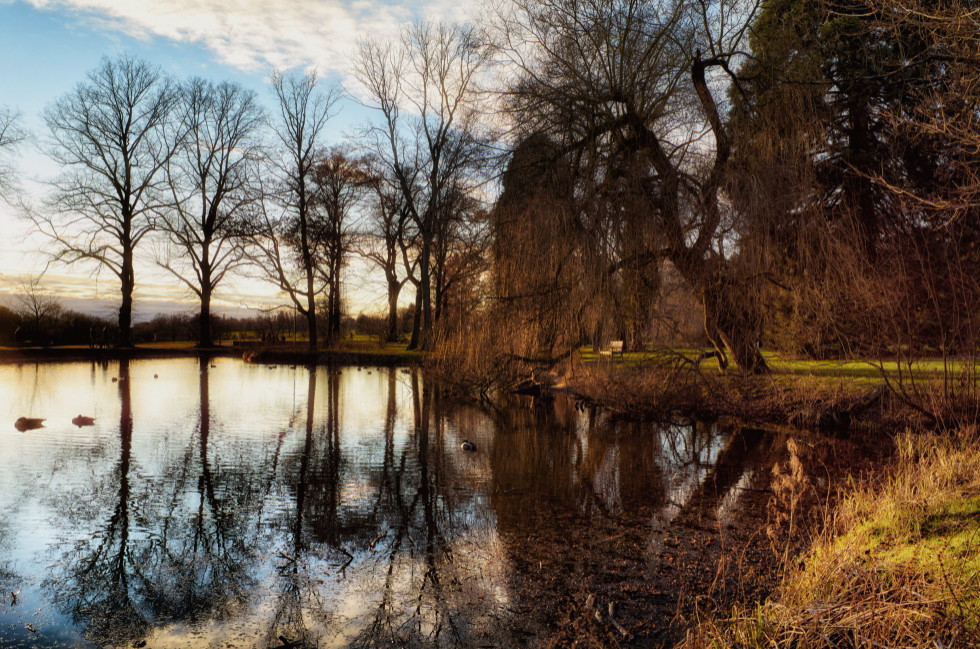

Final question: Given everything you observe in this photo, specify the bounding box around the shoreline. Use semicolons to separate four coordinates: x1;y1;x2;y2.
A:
4;346;973;645
0;344;423;367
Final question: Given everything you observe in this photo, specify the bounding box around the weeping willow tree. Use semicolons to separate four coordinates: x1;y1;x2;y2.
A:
484;0;770;373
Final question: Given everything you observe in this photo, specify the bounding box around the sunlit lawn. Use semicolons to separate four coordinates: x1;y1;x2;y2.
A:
582;345;978;386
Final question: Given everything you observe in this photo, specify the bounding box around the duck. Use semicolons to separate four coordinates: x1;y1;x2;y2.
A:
460;439;477;452
14;417;45;432
72;415;96;427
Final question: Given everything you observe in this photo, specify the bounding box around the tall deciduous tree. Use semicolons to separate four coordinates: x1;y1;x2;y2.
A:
36;55;181;347
243;70;339;351
309;147;371;344
14;276;62;345
358;164;419;344
489;0;769;372
270;70;340;351
353;21;494;350
159;78;265;347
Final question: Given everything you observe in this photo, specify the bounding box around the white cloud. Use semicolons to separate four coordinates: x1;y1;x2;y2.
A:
25;0;480;75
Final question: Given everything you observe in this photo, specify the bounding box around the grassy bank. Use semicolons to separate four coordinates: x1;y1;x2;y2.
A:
564;348;980;431
679;428;980;648
565;361;899;431
562;351;980;646
581;347;978;385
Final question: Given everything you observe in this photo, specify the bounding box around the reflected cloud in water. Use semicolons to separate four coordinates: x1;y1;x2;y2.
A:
0;359;781;647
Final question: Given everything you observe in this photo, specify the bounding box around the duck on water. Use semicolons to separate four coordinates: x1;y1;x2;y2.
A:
14;417;45;432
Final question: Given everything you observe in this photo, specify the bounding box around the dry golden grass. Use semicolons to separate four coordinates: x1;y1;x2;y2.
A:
679;428;980;649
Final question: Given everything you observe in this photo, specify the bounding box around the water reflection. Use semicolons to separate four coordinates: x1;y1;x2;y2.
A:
0;359;783;647
45;359;144;646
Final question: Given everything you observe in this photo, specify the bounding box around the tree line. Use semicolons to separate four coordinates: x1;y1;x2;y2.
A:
2;0;978;373
5;25;493;352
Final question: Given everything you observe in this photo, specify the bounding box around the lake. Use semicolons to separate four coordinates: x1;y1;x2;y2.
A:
0;358;788;648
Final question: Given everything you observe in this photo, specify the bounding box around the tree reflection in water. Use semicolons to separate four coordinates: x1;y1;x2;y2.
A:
44;359;260;647
486;398;765;646
0;517;20;615
11;359;781;647
261;367;505;648
140;359;257;623
44;359;148;647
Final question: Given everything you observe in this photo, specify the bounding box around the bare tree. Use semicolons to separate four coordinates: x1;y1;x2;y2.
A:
430;181;491;327
250;70;340;351
14;275;62;345
0;105;27;200
35;55;182;347
352;21;494;350
357;166;418;343
158;78;265;347
488;0;769;372
309;147;371;345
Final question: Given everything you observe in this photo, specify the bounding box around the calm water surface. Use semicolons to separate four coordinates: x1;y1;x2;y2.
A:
0;358;778;648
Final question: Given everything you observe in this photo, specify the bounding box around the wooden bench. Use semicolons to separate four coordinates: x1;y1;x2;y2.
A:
599;340;624;360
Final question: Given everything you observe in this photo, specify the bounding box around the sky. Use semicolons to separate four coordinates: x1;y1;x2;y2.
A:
0;0;480;320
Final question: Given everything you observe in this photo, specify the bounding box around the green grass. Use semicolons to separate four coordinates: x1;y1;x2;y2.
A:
680;430;980;648
334;339;427;362
582;344;979;387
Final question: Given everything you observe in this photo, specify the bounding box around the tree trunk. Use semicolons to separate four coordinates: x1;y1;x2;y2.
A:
849;92;878;264
699;280;769;374
299;173;317;351
420;234;432;349
433;254;444;325
199;243;213;348
325;282;336;346
305;281;317;350
199;286;212;348
386;278;402;343
329;258;342;344
408;284;422;351
118;249;135;348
